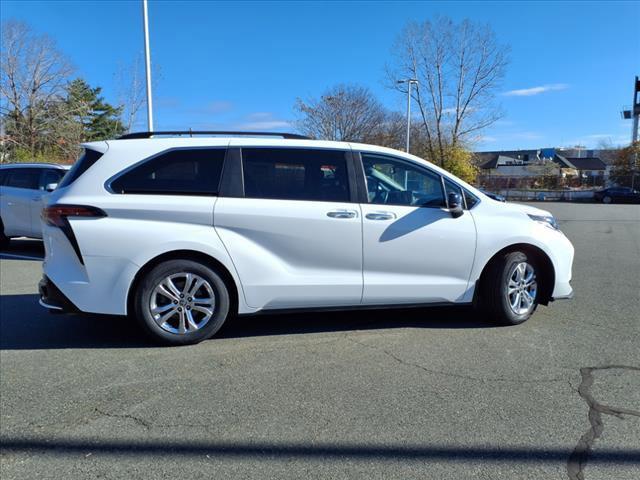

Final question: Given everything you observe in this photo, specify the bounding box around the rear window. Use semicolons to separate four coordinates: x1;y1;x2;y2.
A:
110;148;225;196
58;149;103;188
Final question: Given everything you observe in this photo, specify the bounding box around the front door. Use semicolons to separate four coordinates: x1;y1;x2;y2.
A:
215;147;363;310
359;153;476;305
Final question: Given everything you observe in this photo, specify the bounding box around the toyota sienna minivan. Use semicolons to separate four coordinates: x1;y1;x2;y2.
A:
38;131;574;345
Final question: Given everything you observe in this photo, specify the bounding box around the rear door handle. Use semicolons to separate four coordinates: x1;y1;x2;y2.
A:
327;209;358;219
366;211;396;221
32;197;42;202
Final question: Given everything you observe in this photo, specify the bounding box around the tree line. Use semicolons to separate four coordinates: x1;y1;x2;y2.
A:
0;21;143;163
2;16;519;183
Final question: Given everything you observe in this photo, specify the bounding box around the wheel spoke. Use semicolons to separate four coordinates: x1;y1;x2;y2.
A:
188;278;206;297
192;305;213;317
522;290;533;307
193;297;214;307
151;303;174;315
186;309;199;331
154;308;177;327
177;309;186;334
164;278;182;298
511;292;521;309
156;284;179;302
182;273;194;294
523;268;535;285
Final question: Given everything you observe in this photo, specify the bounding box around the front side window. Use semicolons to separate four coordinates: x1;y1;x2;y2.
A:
362;153;444;207
5;168;41;190
463;189;480;209
110;148;226;195
242;148;350;202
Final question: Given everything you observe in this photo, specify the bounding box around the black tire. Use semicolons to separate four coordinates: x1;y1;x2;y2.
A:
0;219;10;250
477;251;539;326
602;195;612;204
134;259;230;345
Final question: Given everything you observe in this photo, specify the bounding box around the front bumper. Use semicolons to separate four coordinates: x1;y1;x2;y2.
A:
38;275;80;314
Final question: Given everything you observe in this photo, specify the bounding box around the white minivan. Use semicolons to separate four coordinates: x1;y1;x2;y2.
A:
0;163;69;247
38;132;574;345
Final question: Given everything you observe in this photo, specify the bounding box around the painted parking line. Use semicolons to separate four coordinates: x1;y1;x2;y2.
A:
0;253;43;261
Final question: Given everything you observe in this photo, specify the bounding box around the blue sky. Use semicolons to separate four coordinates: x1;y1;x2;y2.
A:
2;0;639;150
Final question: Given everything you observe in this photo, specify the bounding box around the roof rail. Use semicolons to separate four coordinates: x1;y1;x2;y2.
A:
118;131;311;140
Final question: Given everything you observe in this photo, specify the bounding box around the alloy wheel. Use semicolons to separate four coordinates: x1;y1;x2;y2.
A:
506;262;537;315
149;272;216;334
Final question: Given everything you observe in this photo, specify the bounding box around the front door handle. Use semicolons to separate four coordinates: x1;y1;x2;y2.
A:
32;197;42;202
366;211;396;221
327;209;358;219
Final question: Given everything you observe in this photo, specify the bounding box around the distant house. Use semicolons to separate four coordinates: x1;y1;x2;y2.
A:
474;149;541;168
552;155;607;177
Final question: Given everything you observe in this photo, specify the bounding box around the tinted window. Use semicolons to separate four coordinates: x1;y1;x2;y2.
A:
242;148;350;202
40;169;65;190
0;170;7;186
362;154;444;207
463;189;480;209
5;168;41;190
58;149;104;189
111;148;225;195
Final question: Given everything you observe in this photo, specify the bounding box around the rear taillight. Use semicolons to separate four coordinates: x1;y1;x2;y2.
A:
41;205;106;265
42;205;107;227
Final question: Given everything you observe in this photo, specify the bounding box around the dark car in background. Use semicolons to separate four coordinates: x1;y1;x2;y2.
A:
593;186;640;204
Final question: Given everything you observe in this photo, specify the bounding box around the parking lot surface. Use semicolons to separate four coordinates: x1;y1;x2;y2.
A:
1;203;639;479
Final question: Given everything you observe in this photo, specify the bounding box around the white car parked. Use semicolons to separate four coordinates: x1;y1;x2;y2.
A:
0;163;70;247
39;132;574;345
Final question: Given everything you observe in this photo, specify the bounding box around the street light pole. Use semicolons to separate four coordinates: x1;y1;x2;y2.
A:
142;0;154;132
398;79;418;153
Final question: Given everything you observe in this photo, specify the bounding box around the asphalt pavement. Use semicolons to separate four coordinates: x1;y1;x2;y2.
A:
0;203;639;479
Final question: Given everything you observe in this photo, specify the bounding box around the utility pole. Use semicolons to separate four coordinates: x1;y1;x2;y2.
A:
398;79;419;153
142;0;154;132
621;76;639;189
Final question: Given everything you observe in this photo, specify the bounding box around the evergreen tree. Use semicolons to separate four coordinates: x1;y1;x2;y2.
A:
64;79;124;141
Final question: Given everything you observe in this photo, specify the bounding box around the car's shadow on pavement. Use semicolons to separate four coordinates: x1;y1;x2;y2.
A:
0;238;45;260
0;293;497;350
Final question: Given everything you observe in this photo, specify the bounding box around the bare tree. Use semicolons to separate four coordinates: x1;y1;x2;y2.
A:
388;17;509;167
114;54;147;133
1;20;74;155
295;84;388;142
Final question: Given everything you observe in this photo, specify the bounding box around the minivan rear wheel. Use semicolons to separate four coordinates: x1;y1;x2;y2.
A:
134;259;230;345
478;251;539;325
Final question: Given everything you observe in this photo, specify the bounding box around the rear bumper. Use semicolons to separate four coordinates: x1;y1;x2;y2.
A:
38;275;80;314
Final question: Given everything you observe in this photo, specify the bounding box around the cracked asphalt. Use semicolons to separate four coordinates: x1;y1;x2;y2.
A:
1;202;639;479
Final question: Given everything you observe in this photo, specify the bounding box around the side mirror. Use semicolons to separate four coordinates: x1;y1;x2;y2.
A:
45;183;58;192
448;192;464;218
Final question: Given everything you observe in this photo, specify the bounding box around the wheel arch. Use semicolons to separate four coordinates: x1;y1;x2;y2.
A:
126;249;240;317
474;243;555;306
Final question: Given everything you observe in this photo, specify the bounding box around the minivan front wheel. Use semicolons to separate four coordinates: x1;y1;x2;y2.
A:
479;251;539;325
134;259;230;345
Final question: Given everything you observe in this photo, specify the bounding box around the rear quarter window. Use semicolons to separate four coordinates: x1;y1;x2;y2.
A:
110;148;226;195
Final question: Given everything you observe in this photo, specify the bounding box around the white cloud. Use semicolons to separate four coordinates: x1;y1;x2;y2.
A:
235;112;291;130
238;120;291;130
503;84;569;97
